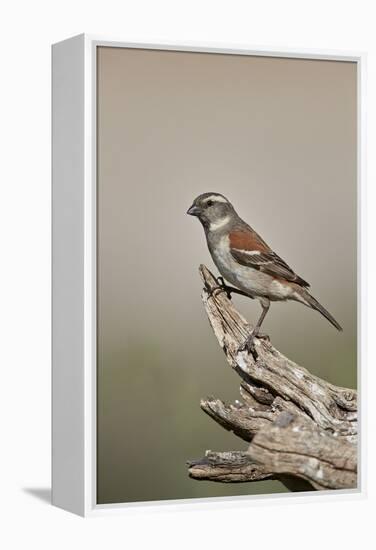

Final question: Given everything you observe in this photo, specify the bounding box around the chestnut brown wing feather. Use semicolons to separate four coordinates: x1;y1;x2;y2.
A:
229;229;309;288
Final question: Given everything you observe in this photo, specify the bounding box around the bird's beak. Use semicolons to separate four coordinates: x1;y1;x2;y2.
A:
187;204;201;216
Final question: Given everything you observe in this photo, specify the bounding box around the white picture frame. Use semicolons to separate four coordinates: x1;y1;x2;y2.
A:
52;34;366;517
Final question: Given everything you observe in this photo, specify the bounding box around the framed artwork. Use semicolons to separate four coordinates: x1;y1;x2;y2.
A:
52;35;365;516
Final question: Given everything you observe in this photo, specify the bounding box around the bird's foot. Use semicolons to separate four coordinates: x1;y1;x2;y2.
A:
238;330;270;354
238;331;256;353
207;277;255;301
207;277;233;300
256;331;270;343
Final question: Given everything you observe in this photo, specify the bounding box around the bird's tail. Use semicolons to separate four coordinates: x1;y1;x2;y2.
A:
295;288;343;331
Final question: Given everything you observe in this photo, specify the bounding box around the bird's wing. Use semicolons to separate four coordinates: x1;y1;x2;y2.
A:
229;229;310;288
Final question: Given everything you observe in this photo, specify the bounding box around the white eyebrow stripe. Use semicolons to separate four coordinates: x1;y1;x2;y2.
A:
204;195;228;204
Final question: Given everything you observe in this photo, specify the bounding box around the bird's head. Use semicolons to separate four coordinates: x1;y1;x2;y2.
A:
187;192;235;231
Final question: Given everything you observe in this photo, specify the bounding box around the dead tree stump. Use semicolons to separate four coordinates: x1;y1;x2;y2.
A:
187;265;357;491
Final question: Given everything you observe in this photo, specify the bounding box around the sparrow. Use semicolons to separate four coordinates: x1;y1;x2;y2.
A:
187;192;342;352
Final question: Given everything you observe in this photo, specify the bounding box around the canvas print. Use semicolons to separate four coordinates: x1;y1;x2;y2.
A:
96;47;357;504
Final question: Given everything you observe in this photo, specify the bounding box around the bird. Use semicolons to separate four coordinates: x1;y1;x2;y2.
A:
187;192;342;352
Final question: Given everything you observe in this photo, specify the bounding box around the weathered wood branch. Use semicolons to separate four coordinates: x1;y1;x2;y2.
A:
187;265;357;491
187;451;273;483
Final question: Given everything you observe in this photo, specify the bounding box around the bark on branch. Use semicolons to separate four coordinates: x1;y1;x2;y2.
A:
187;265;357;491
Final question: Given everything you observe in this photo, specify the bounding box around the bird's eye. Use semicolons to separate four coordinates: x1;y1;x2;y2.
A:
206;200;213;207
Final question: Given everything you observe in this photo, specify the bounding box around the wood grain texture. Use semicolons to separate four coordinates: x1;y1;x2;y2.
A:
187;265;357;491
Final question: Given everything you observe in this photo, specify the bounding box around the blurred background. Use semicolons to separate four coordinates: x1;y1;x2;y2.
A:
97;47;357;504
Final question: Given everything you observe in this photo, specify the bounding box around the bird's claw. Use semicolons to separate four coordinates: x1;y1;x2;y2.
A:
238;331;270;354
207;277;232;300
238;332;256;353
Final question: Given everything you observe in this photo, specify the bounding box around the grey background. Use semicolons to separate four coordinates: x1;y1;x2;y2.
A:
97;47;357;504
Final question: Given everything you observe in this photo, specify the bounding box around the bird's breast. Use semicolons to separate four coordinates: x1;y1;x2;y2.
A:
209;235;239;285
208;234;294;300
